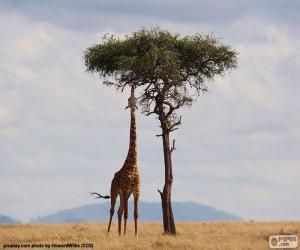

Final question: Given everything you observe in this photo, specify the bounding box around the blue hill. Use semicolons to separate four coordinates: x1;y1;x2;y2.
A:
0;214;21;224
31;201;241;223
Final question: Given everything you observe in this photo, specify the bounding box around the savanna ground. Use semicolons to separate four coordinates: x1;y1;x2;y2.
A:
1;222;299;250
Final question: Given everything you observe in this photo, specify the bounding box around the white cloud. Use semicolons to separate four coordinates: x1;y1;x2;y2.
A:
0;4;299;222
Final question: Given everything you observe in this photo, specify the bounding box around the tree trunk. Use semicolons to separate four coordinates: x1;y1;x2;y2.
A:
158;125;176;235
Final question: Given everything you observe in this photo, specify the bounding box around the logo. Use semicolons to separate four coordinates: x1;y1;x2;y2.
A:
269;235;298;249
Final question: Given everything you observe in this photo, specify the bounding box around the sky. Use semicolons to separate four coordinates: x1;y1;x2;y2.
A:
0;0;299;222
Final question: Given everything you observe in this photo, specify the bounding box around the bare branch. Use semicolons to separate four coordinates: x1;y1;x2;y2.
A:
170;139;176;153
157;189;163;198
169;116;182;131
169;127;179;133
145;111;156;116
166;103;181;117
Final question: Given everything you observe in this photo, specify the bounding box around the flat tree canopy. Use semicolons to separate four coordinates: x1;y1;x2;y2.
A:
84;27;238;235
85;28;237;118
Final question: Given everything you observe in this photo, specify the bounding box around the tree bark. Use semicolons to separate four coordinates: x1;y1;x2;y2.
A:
158;124;176;235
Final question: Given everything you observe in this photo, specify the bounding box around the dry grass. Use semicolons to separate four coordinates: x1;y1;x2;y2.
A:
1;221;299;250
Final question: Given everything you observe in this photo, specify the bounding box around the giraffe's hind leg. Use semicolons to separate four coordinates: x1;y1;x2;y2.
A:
107;190;118;233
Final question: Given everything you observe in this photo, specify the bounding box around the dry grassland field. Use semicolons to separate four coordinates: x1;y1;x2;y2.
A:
0;221;299;250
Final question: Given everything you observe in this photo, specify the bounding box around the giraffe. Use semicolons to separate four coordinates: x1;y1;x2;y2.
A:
91;86;140;237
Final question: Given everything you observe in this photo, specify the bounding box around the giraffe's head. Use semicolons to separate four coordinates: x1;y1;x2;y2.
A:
126;86;138;110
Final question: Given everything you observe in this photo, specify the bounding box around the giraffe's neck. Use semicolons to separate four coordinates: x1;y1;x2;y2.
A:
123;108;137;170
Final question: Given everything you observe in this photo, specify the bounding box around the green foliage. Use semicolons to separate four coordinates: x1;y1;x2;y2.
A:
84;27;238;131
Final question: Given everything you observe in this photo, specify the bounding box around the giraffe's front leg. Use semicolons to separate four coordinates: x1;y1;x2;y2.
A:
117;194;124;236
123;195;129;236
133;192;139;238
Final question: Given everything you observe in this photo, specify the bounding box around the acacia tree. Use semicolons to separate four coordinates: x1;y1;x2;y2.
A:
84;27;238;235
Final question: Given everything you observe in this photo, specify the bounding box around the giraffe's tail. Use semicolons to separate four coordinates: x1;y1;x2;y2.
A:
90;192;111;199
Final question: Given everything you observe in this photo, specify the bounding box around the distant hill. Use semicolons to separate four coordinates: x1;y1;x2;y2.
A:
0;214;21;224
31;201;241;223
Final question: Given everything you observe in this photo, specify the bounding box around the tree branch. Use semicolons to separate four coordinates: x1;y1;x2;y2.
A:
169;116;182;131
170;139;176;153
145;111;157;116
169;127;179;133
157;189;163;198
